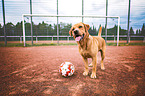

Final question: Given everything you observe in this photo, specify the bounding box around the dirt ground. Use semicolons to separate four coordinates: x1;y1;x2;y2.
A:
0;46;145;96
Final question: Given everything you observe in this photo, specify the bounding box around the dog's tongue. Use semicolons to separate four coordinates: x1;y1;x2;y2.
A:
75;36;82;42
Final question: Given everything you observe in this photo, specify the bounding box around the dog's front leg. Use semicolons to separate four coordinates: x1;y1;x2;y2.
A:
90;56;97;78
82;57;89;76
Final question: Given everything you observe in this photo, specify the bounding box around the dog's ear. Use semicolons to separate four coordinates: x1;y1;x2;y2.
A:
85;24;90;31
69;28;73;36
83;23;90;32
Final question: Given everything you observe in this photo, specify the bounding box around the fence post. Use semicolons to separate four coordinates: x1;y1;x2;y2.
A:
67;36;69;43
52;36;53;43
143;36;145;43
57;0;59;45
20;36;22;43
22;15;26;47
2;0;7;46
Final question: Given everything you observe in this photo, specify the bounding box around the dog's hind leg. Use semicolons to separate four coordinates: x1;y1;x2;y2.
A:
89;52;99;67
100;50;105;70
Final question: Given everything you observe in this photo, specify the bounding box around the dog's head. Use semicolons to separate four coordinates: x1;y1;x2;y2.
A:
69;22;90;42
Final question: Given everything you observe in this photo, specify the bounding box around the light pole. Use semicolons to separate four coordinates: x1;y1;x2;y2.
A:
127;0;131;44
2;0;7;46
30;0;33;45
105;0;108;43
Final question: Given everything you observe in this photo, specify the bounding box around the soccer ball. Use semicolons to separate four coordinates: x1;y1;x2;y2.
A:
59;62;75;77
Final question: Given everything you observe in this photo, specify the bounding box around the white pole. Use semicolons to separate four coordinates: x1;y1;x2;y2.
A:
117;17;120;46
30;0;33;45
127;0;131;44
67;36;69;43
57;0;59;45
22;15;26;47
82;0;84;23
20;36;22;43
105;0;108;43
52;36;53;43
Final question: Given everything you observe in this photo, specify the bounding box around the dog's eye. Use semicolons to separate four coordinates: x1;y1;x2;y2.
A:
72;28;74;31
79;26;82;28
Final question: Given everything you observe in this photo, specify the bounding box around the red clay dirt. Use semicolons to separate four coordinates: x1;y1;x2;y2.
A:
0;46;145;96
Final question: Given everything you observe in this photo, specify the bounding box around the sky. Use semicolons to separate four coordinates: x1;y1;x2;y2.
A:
0;0;145;32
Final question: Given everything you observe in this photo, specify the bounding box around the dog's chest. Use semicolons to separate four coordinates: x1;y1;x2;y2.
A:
79;48;92;58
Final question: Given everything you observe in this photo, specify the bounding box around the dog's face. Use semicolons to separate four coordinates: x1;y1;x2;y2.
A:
69;22;90;42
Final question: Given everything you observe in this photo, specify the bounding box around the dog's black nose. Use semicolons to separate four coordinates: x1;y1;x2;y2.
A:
74;30;78;34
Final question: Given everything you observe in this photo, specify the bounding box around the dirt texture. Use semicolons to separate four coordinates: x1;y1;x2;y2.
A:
0;46;145;96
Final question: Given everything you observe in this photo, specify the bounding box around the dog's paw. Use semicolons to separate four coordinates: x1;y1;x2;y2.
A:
90;73;97;79
89;63;93;67
83;72;88;76
101;66;105;70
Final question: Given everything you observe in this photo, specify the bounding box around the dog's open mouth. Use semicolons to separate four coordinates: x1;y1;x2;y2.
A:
75;34;84;42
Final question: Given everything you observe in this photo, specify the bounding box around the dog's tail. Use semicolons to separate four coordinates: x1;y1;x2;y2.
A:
98;26;102;37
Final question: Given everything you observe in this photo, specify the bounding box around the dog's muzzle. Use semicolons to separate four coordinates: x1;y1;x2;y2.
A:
74;32;84;41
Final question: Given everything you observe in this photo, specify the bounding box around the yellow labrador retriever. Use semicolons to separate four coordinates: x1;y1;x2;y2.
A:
69;22;106;78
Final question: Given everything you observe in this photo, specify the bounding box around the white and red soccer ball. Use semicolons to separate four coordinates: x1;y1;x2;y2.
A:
59;62;75;77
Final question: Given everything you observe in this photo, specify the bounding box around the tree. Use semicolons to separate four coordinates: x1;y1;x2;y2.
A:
136;29;139;35
53;24;58;36
0;24;3;36
130;27;134;35
1;21;145;41
37;21;48;36
25;22;31;36
15;21;22;36
139;29;141;35
60;23;72;36
102;26;105;35
33;24;38;36
5;22;14;36
107;25;117;35
89;25;97;36
141;23;145;36
120;28;127;35
0;24;1;27
48;24;54;35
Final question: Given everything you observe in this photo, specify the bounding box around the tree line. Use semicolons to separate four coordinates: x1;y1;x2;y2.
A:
0;21;145;37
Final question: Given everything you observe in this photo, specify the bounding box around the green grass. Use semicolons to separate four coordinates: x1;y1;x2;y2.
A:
29;43;77;46
118;42;145;46
106;42;145;46
0;42;77;47
0;42;145;47
106;43;117;46
0;43;24;47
